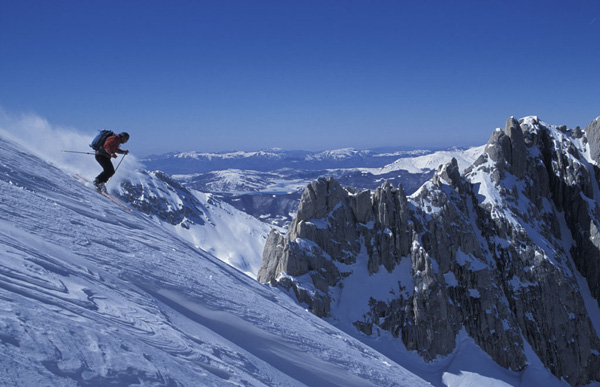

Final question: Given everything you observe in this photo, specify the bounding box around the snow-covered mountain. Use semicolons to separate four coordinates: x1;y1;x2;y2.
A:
109;168;274;277
371;146;485;175
149;146;481;227
259;116;600;386
0;128;433;385
142;147;433;174
3;112;586;386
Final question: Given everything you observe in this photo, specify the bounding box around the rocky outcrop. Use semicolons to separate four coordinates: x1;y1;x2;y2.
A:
504;116;528;178
586;117;600;163
554;117;600;303
483;116;529;181
118;170;206;228
258;116;600;386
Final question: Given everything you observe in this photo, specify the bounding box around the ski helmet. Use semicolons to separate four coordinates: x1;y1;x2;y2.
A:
119;132;130;142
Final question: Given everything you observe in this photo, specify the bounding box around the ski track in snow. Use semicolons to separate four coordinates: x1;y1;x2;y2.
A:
0;135;430;386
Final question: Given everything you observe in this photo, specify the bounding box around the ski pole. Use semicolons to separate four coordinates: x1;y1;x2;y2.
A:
62;150;95;155
114;153;127;173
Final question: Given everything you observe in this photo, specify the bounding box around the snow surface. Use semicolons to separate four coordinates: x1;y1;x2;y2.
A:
1;112;597;386
175;169;310;195
371;146;485;175
174;149;288;160
0;112;272;278
305;148;371;161
173;148;372;162
0;123;429;385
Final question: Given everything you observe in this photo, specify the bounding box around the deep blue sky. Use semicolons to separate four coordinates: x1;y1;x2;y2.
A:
1;1;599;156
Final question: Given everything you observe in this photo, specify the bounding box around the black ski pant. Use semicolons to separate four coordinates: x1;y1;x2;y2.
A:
95;154;115;183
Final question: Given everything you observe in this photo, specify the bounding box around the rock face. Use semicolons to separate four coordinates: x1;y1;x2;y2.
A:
586;117;600;163
258;116;600;386
117;170;207;228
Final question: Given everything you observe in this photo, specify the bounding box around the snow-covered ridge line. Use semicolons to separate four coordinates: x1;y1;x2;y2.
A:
367;145;485;175
146;146;438;162
174;149;289;160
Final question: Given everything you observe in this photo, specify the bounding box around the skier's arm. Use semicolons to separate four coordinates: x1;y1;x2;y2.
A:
103;136;128;157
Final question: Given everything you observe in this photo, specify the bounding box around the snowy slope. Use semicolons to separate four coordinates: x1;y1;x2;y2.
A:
369;145;485;175
0;112;273;278
110;168;275;278
174;169;310;195
0;133;430;385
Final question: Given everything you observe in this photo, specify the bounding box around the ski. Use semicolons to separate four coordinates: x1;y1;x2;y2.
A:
73;174;132;212
98;190;132;212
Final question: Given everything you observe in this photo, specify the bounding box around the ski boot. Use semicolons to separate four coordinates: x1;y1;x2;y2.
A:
94;180;107;193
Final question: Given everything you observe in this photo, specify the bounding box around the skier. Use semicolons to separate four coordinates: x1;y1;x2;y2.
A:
94;132;130;192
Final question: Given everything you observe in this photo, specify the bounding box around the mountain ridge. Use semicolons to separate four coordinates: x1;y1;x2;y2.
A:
258;116;600;386
142;146;438;174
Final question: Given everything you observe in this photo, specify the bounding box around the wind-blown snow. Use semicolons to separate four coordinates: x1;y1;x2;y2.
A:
0;111;272;278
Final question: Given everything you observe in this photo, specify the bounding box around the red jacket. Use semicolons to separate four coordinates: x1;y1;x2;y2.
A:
102;135;126;158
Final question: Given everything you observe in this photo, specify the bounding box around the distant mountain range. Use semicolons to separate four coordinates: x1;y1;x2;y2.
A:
143;146;484;227
142;147;436;173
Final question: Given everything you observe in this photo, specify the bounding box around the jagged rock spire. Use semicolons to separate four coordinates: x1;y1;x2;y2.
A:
258;116;600;385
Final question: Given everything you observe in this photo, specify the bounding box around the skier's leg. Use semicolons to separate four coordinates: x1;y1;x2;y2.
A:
95;155;115;183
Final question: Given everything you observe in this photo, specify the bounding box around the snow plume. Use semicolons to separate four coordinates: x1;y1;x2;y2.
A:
0;108;140;185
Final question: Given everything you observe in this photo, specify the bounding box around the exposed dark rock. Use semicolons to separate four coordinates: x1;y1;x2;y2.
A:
586;117;600;163
504;117;527;178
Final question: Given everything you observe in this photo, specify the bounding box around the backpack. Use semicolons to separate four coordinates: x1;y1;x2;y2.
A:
90;130;115;151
